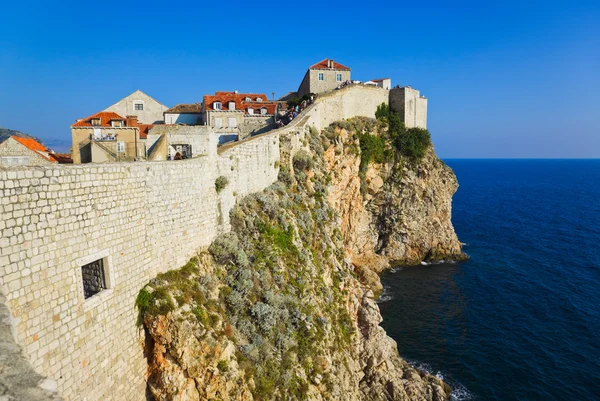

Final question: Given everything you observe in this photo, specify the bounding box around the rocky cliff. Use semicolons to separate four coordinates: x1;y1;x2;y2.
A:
137;117;465;401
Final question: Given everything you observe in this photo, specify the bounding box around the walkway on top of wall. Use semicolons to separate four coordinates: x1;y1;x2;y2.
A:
216;83;388;156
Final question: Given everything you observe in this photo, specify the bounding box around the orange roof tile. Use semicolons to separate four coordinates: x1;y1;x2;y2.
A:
72;111;126;127
11;136;57;163
137;124;153;139
203;92;277;114
309;59;350;71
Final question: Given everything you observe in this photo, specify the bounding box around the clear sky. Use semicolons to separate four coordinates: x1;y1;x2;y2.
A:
0;0;598;158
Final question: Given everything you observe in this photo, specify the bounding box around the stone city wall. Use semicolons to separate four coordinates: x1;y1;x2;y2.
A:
0;84;387;400
0;134;278;401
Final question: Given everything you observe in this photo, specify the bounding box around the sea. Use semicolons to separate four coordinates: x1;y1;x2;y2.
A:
377;159;600;401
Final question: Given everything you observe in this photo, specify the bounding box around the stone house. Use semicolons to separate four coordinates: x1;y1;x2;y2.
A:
0;136;61;167
163;104;202;125
297;59;351;97
201;92;277;140
71;112;152;164
103;90;169;124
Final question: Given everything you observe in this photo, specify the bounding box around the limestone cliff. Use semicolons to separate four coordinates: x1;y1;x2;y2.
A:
137;118;464;401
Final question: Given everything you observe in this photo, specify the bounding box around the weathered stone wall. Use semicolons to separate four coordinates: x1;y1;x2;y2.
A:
0;138;54;167
0;84;389;401
148;125;215;160
389;86;428;129
240;116;274;138
0;134;278;401
0;289;63;401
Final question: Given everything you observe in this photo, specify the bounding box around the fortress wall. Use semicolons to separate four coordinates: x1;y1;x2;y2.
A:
0;133;278;401
0;84;382;401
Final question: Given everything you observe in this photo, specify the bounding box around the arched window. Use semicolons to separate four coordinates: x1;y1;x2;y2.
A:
245;97;251;102
261;107;267;115
256;97;262;102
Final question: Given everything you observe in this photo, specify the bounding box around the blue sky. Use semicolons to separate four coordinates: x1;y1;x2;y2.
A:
0;0;598;157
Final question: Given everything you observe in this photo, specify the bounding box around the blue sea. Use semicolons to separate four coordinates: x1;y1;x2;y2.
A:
378;160;600;401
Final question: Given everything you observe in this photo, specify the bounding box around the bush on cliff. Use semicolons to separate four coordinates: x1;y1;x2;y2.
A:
375;102;389;120
395;127;431;161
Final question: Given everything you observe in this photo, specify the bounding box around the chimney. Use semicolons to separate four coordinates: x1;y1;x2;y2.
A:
126;115;139;127
328;59;334;68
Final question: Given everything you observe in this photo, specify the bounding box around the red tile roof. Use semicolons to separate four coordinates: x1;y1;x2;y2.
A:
11;136;57;163
309;59;350;71
137;124;153;139
72;111;126;127
49;153;73;164
72;111;153;138
203;92;277;114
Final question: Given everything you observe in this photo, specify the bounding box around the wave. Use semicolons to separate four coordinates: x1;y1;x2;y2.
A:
377;287;393;303
420;259;457;266
405;359;474;401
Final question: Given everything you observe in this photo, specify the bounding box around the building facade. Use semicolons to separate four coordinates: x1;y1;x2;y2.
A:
164;104;202;125
71;112;149;163
297;59;351;97
389;86;428;129
0;136;59;167
202;92;276;140
103;90;169;124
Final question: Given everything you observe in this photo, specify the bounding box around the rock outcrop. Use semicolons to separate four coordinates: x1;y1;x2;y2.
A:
138;118;463;401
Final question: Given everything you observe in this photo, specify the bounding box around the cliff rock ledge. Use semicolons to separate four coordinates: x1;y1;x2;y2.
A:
137;118;465;401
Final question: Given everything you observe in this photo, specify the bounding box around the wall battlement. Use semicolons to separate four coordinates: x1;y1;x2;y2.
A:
0;85;389;400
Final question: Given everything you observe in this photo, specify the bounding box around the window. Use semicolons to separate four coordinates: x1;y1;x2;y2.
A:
134;103;144;110
215;118;222;128
1;156;30;167
111;120;123;127
256;97;262;102
213;102;222;110
228;117;237;128
336;73;342;82
318;73;324;81
81;259;107;299
117;142;125;152
91;118;101;126
245;97;251;102
247;108;254;115
228;101;236;110
260;108;267;115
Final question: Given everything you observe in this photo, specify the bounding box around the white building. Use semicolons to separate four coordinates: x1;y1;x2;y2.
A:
164;104;202;125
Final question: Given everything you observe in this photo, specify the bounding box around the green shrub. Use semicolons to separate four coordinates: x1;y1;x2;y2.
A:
193;305;210;327
278;165;292;185
217;359;229;373
395;127;431;161
358;133;386;173
292;150;312;172
215;176;229;193
375;102;389;120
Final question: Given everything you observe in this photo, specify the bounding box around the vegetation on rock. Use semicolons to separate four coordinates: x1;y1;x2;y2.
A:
215;176;229;193
136;117;461;401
